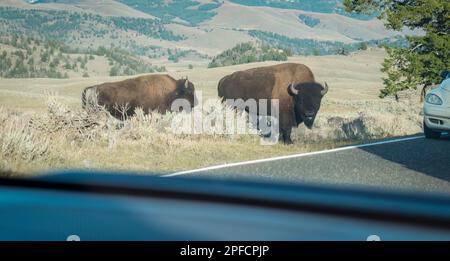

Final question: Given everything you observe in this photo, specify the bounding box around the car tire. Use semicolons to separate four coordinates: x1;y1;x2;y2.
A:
424;120;441;139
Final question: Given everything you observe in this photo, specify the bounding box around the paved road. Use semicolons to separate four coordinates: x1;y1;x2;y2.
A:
168;135;450;194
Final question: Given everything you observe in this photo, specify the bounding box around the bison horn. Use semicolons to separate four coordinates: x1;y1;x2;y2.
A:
288;83;298;95
321;82;329;96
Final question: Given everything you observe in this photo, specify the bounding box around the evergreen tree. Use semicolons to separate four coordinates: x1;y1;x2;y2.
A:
344;0;450;100
358;42;368;51
110;66;119;76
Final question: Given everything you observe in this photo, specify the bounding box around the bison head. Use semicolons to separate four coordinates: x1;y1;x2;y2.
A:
175;77;198;109
288;82;328;129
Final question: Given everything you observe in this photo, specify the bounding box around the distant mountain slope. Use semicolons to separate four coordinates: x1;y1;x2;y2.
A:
0;0;412;61
1;0;156;18
248;31;408;56
201;2;407;43
0;7;183;42
117;0;221;25
1;1;407;43
0;35;165;78
202;1;355;42
208;42;289;68
228;0;376;20
166;23;254;55
295;11;409;41
0;6;190;62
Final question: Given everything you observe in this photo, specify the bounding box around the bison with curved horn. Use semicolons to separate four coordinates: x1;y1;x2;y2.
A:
82;74;197;119
218;63;328;144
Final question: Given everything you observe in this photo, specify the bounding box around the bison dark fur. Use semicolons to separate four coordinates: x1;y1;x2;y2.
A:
82;74;197;119
218;63;328;144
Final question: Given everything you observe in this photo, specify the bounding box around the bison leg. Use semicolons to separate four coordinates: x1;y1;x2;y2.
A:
278;114;294;144
281;128;293;145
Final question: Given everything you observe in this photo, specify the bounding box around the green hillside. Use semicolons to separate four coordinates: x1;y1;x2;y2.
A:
118;0;222;25
248;31;408;56
229;0;376;20
208;42;290;68
0;7;184;42
0;35;165;78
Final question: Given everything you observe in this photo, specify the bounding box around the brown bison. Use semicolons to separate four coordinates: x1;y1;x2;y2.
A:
218;63;328;144
82;74;197;119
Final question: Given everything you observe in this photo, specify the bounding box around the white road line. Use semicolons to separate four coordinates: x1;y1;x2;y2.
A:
162;135;425;177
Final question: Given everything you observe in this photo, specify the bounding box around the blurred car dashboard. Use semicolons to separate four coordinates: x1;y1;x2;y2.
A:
0;171;450;240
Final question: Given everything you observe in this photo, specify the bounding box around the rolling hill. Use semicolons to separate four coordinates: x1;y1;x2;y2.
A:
0;35;165;78
0;0;413;76
4;0;156;18
201;1;410;42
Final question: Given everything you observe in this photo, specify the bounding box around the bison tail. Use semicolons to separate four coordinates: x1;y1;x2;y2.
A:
82;87;98;110
81;88;87;109
217;76;227;102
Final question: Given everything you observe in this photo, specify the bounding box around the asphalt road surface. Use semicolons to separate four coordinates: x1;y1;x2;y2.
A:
166;135;450;194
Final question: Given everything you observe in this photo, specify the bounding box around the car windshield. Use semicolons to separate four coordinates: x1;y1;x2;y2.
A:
0;1;449;197
441;78;450;90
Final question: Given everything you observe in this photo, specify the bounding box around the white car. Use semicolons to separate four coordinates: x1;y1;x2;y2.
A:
423;71;450;139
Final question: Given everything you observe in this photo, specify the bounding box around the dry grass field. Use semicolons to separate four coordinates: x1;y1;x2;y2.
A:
0;49;423;176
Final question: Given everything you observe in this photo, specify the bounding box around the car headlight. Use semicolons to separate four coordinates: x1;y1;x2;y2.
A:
425;93;443;105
